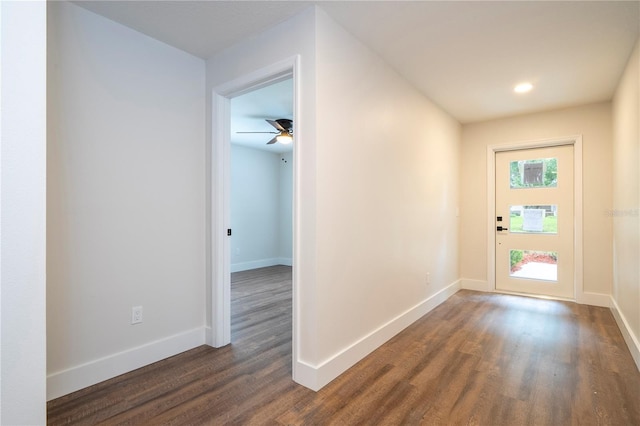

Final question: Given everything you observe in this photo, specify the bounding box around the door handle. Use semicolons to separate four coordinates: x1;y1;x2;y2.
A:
497;226;508;231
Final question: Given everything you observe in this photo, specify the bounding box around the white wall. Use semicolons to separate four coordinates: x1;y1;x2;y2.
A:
47;1;206;399
611;39;639;368
230;146;292;271
0;1;48;423
206;5;318;385
279;151;294;262
460;103;613;301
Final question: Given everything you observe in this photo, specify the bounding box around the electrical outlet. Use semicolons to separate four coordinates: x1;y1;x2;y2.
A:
426;273;431;286
131;306;143;324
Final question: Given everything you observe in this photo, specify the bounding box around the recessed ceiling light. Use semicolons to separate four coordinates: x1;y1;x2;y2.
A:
514;82;534;93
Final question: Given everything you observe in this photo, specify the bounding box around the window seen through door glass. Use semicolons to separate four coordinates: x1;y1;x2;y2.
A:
510;158;557;189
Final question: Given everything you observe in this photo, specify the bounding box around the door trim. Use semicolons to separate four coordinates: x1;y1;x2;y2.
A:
486;135;583;301
209;57;300;368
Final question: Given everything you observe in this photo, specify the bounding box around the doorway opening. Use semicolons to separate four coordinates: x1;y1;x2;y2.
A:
209;57;299;379
229;78;294;345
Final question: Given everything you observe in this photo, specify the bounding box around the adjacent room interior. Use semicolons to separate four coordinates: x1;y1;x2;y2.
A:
228;79;294;352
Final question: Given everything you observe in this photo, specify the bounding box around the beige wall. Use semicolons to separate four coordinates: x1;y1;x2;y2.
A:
612;39;639;354
460;102;613;297
315;9;460;364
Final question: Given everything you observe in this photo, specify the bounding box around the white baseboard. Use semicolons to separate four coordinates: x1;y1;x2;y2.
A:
293;359;320;391
277;257;292;266
610;296;640;372
461;278;611;309
47;327;206;400
230;257;291;272
204;325;213;346
293;280;461;391
576;291;611;307
460;278;490;292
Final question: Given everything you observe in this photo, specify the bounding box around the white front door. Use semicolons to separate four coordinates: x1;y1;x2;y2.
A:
495;145;574;299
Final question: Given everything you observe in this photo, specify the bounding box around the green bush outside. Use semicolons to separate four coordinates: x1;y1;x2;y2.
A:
510;250;523;268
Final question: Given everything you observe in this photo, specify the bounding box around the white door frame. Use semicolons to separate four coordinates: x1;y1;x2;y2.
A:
486;135;584;301
209;56;300;357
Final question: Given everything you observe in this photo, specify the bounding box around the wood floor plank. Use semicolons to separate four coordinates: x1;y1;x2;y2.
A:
48;268;640;425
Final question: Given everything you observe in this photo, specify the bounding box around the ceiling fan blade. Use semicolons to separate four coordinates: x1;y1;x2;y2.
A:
266;119;286;132
266;136;278;145
236;131;278;134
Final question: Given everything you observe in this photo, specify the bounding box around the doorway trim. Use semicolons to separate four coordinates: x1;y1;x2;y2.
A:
209;56;300;358
487;135;584;302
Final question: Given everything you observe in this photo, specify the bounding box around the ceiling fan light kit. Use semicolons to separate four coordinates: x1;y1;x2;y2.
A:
276;132;293;144
237;118;293;145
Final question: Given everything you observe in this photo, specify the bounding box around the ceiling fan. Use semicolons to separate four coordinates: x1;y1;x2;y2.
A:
237;118;293;145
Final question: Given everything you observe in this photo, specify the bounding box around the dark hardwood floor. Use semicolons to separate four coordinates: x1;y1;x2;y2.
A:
48;266;640;425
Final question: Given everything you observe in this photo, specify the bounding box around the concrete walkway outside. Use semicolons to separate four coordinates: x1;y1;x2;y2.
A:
511;262;557;281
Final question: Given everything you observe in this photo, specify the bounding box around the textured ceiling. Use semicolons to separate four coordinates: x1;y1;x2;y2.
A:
74;1;639;123
73;1;312;59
